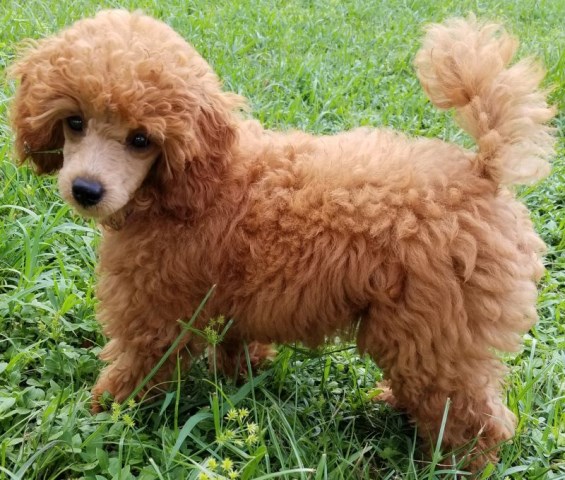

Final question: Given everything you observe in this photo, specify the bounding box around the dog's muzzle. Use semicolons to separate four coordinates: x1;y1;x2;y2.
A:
72;177;105;207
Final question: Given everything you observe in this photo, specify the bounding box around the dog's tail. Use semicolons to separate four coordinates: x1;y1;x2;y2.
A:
415;16;555;185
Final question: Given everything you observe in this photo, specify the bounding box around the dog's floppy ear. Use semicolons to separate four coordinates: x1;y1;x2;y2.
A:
145;85;243;218
193;89;241;163
158;85;242;174
9;49;65;174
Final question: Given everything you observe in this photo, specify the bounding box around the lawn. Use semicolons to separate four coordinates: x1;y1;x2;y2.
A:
0;0;564;479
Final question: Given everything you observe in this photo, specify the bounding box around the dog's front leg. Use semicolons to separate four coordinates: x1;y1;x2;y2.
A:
91;276;209;412
91;331;199;412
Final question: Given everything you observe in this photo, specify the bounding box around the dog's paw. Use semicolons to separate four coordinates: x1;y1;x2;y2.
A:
372;381;400;408
246;342;277;369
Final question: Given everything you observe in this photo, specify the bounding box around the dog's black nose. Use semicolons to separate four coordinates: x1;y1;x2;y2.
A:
72;177;104;207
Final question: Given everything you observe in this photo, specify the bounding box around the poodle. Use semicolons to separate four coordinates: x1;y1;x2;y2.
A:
10;10;555;469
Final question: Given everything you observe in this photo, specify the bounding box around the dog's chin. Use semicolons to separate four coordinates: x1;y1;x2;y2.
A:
63;194;127;223
72;205;116;222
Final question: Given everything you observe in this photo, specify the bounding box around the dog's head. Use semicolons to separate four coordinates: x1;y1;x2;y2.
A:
10;9;242;224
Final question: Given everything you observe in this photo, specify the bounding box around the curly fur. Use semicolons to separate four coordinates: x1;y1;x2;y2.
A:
10;10;555;469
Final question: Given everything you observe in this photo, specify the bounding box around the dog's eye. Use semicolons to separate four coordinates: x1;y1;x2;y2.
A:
67;116;84;132
130;133;151;149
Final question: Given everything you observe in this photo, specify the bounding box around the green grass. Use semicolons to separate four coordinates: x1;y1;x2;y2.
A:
0;0;564;478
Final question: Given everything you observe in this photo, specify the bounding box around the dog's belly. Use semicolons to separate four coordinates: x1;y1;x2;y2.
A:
214;230;404;347
225;283;364;347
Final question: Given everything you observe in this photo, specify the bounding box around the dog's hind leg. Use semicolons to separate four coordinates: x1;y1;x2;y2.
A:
357;275;519;469
212;338;276;380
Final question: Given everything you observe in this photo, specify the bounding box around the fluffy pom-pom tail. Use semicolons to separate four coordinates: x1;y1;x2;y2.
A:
415;16;556;185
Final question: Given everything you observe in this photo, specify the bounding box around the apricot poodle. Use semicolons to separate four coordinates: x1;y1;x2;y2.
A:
10;10;555;469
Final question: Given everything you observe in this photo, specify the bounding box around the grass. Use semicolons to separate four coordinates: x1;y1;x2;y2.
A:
0;0;564;478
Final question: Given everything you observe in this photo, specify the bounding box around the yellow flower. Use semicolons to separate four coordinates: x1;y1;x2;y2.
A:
246;422;258;434
238;408;249;420
207;458;218;471
221;458;234;472
198;473;210;480
204;326;219;345
122;414;135;428
127;398;137;409
216;429;234;445
228;470;240;479
110;404;121;422
225;408;238;421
